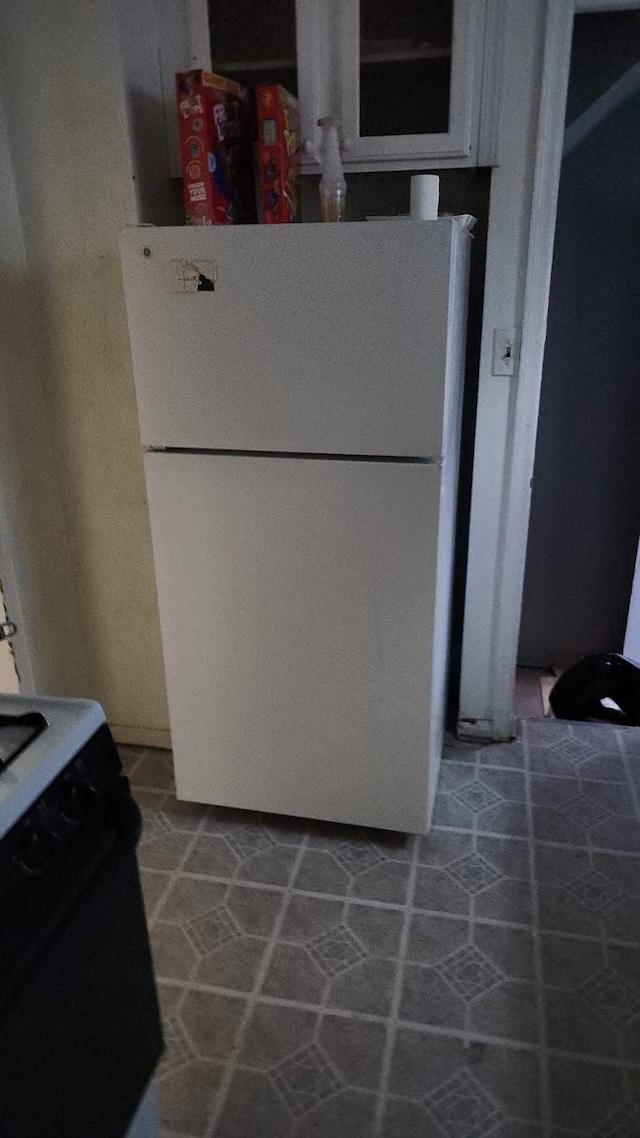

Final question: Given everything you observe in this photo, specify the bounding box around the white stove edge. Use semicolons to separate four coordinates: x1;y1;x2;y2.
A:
0;694;106;840
126;1085;158;1138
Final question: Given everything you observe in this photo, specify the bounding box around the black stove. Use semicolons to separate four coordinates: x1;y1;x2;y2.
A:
0;694;163;1137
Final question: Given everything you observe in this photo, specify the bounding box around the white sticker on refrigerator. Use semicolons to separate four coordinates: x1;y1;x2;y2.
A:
171;259;216;293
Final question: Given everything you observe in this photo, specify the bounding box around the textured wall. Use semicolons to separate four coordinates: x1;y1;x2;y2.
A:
0;0;170;741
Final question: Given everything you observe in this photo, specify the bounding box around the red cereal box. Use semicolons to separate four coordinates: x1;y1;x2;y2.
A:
176;69;256;225
256;84;300;224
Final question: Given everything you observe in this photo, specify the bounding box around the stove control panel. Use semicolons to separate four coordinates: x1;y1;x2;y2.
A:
2;725;123;881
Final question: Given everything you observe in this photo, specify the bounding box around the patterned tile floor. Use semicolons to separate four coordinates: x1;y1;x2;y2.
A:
120;718;640;1138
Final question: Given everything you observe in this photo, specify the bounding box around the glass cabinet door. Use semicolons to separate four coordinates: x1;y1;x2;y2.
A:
339;0;482;163
207;0;299;97
201;0;487;170
207;0;329;163
360;0;452;138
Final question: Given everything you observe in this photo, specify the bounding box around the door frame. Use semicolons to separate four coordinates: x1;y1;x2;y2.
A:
458;0;640;740
0;499;35;694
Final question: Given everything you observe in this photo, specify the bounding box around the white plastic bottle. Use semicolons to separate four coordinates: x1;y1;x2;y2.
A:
318;117;347;222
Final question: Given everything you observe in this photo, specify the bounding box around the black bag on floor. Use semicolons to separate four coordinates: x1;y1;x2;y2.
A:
549;653;640;726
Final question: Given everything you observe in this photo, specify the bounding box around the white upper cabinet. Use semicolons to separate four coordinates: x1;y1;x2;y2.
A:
203;0;502;171
207;0;299;98
331;0;487;167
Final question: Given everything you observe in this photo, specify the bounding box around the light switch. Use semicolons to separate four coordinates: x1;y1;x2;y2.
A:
491;328;521;376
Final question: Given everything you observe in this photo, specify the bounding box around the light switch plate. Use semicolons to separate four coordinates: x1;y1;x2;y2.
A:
492;327;521;376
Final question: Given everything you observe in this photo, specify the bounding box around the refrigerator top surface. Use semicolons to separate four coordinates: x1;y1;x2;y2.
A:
120;219;469;458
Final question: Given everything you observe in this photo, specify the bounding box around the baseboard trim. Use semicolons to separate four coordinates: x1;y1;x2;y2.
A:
111;723;172;750
456;717;516;743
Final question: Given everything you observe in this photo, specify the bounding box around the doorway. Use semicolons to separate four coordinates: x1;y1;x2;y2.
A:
516;10;640;720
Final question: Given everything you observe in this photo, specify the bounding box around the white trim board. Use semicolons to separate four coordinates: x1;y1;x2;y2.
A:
577;0;640;9
111;724;172;750
458;0;640;741
624;540;640;666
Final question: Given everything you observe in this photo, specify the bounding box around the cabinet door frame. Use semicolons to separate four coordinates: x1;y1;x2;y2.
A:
337;0;485;165
296;0;337;161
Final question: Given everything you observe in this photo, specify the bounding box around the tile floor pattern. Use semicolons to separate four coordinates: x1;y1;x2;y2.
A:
119;718;640;1137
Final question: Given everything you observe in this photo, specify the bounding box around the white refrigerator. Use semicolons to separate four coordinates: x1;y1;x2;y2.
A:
120;219;470;833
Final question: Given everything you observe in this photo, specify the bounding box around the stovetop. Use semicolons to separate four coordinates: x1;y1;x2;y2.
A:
0;713;47;771
0;695;105;840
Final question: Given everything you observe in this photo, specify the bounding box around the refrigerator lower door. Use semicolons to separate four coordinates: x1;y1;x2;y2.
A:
144;452;448;832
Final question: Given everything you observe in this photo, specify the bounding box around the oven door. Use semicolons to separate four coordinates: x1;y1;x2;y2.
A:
0;766;163;1138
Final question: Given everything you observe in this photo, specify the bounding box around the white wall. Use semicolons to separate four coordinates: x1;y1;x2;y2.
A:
0;0;170;744
0;92;89;699
114;0;185;226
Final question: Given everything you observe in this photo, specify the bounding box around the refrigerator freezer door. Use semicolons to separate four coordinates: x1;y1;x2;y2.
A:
144;452;447;831
121;220;466;458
